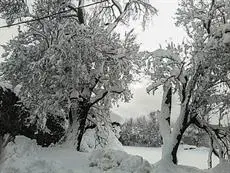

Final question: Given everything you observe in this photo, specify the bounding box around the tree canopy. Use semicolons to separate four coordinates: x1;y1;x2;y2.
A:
0;0;156;150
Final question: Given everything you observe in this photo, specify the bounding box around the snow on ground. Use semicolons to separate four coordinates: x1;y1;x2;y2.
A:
124;146;162;165
124;145;219;169
0;136;90;173
89;149;153;173
0;136;229;173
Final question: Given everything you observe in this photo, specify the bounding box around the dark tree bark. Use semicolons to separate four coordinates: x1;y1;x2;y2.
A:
171;114;190;164
75;101;90;151
61;98;90;151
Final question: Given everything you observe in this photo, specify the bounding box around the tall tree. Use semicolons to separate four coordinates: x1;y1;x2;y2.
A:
143;0;230;164
0;0;156;150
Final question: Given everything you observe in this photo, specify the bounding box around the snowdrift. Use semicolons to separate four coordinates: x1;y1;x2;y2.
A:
89;149;153;173
0;136;74;173
1;136;230;173
208;160;230;173
0;136;151;173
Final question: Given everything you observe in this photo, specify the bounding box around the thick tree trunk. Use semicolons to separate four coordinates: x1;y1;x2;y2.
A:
61;99;90;151
160;82;172;156
161;114;190;164
160;82;191;164
170;119;190;164
76;103;89;151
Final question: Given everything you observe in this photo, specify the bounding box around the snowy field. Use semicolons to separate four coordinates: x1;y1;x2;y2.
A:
124;145;219;169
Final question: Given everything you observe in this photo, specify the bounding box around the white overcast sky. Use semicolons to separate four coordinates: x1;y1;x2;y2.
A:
112;0;186;120
0;0;186;121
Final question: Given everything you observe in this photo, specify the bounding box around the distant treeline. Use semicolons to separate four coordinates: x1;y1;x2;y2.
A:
119;112;162;147
119;112;208;147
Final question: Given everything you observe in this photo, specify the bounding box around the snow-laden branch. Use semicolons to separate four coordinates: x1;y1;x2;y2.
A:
90;90;109;106
106;0;157;33
145;48;187;95
0;0;108;29
111;0;122;15
146;77;172;95
193;117;225;160
90;87;124;106
151;49;182;63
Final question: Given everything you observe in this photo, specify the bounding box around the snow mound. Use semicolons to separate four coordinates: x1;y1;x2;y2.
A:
80;128;123;152
208;160;230;173
152;160;206;173
2;135;40;160
0;136;74;173
89;149;153;173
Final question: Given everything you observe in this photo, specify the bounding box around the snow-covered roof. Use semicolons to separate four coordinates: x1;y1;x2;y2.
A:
110;112;124;124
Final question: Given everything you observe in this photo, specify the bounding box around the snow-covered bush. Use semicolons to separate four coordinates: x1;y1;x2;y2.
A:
0;85;67;147
89;149;153;173
80;126;123;152
0;86;33;138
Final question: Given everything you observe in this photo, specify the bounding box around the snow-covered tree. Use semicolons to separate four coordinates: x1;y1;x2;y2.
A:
143;0;230;165
119;112;161;147
0;0;156;150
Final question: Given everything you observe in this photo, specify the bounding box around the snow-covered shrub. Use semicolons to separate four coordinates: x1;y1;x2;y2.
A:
0;86;33;138
89;149;153;173
0;85;67;147
36;113;67;147
80;126;123;152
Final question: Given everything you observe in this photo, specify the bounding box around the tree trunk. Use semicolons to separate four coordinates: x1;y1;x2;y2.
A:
170;120;190;164
76;103;89;151
61;99;90;151
160;82;172;162
160;82;191;164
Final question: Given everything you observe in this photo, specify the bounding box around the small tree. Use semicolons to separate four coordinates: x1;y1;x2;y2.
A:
143;24;230;167
141;0;230;165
